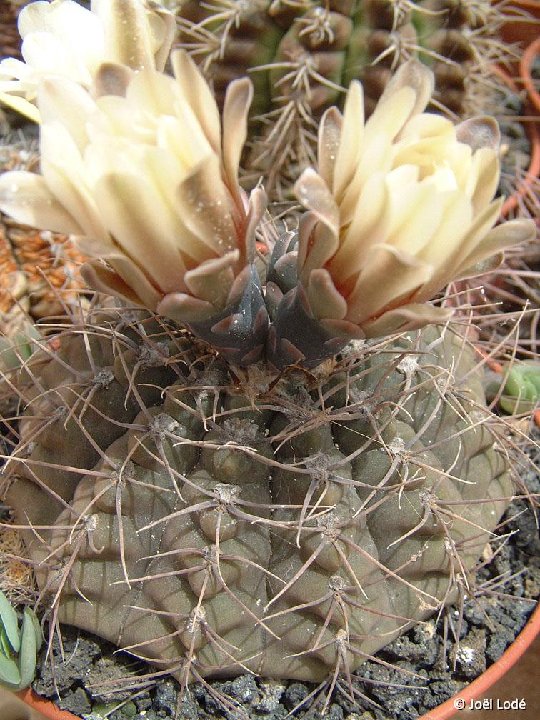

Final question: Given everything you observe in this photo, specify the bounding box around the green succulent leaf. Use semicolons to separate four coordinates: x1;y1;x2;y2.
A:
0;627;11;658
0;653;21;688
0;591;21;654
27;608;43;651
18;608;40;690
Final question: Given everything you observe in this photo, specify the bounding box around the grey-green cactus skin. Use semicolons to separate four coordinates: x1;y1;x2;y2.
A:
2;311;510;682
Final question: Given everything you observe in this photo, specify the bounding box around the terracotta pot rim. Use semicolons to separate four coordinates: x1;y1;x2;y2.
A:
15;687;79;720
495;54;540;218
502;0;540;13
500;113;540;218
497;0;540;46
520;36;540;114
419;601;540;720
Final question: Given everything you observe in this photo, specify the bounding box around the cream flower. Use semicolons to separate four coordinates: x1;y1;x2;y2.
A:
0;51;266;332
0;0;175;122
293;61;536;340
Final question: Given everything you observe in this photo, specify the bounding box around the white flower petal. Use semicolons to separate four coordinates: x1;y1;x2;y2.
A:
317;106;342;192
364;86;416;145
417;191;472;267
456;117;500;152
307;269;347;321
171;50;221;154
329;173;387;280
340;132;393;221
0;57;35;82
346;243;433;324
38;77;95;151
157;112;212;176
0;170;83;234
22;31;96;86
419;199;502;300
90;169;191;294
0;92;41;123
222;78;253;198
184;253;239;307
93;0;157;70
40;121;109;240
125;66;178;115
295;169;340;276
144;3;176;72
156;293;216;323
333;81;363;200
465;147;499;213
81;256;162;309
20;0;98;39
92;94;145;140
378;59;434;124
454;218;536;278
387;180;445;257
127;143;221;266
363;305;453;338
397;113;454;144
176;154;242;256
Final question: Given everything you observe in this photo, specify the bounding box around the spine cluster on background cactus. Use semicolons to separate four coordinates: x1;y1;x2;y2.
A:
0;0;535;369
172;0;516;195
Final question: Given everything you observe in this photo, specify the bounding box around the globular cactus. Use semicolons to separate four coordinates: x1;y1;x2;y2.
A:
2;309;511;684
172;0;513;195
0;0;536;709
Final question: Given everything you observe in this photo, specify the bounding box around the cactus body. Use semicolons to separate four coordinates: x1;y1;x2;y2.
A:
2;310;511;682
174;0;508;195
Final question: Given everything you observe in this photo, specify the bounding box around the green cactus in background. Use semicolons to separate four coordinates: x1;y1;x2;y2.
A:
0;591;42;690
172;0;514;195
0;323;40;373
0;0;536;714
485;360;540;415
0;322;41;415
